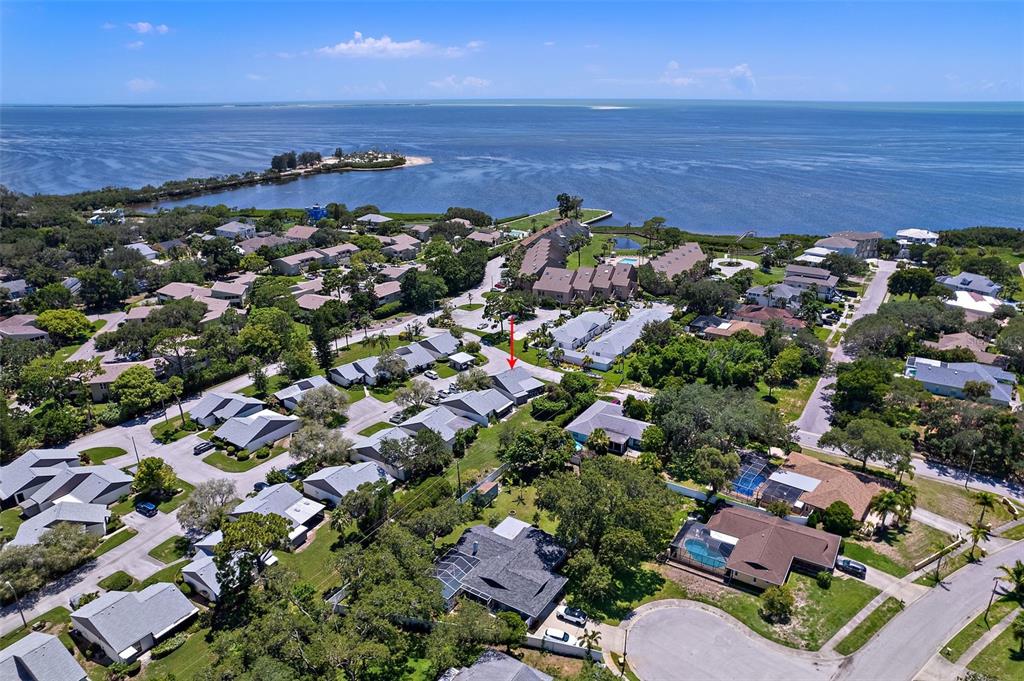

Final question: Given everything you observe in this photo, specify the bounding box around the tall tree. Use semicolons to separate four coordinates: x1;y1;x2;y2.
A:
820;418;911;471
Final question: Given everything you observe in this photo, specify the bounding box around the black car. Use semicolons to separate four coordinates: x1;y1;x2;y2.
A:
193;441;215;456
836;557;867;579
135;501;158;518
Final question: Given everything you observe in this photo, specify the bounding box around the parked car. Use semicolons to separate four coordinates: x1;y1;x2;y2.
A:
477;322;489;330
283;468;300;482
836;557;867;579
253;481;269;492
388;413;405;424
556;605;588;627
424;369;440;380
543;628;578;646
193;441;215;456
134;501;158;518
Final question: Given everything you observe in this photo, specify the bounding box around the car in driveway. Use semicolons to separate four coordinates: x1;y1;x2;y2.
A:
543;628;578;646
134;501;158;518
253;481;269;492
193;441;215;456
477;322;489;330
836;557;867;579
424;369;440;380
388;413;405;424
556;605;588;627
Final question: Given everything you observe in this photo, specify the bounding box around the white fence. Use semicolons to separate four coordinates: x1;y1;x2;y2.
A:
665;481;808;525
523;634;604;662
458;463;510;504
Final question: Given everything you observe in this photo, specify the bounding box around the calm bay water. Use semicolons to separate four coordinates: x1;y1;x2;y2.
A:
1;100;1022;235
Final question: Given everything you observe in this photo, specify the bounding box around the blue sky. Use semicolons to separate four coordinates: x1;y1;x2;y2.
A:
2;1;1022;104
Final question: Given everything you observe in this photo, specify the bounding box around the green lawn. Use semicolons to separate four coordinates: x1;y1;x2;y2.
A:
438;484;558;548
112;478;195;515
150;414;200;442
148;535;191;564
330;338;413;368
967;611;1024;680
434;362;458;378
501;208;610;232
568;564;690;626
457;303;484;311
358;422;393;437
345;385;367;403
81;446;127;463
1002;524;1024;540
942;598;1020;662
133;560;187;591
842;542;910;578
756;376;819;422
98;570;137;591
0;606;71;649
845;521;953;578
204;447;285;472
834;597;904;655
914;478;1015;527
273;523;343;589
143;627;215;680
567;233;640;270
915;549;978;587
750;266;787;287
92;527;138;557
52;343;84;362
446;407;541;487
0;506;24;543
237;373;291;398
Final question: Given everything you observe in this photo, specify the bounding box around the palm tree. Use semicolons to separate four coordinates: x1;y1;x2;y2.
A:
358;315;372;341
969;522;991;559
1012;612;1024;654
581;628;602;654
374;332;392;353
588;428;611;455
998;560;1024;599
612;305;630;322
569;233;590;268
765;284;776;307
580;355;593;374
550;347;565;368
868;491;901;530
974;491;999;527
894;487;917;527
341;323;353;349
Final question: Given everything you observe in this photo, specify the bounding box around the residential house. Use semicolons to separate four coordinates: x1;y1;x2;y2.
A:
394;342;437;373
154;238;188;256
448;217;474;229
237;234;291;255
758;452;889;521
180;529;277;603
155;282;213;303
669;506;840;589
88;359;165;402
731;304;806;331
943;290;1011;320
62;276;82;295
123;305;157;324
399;406;476;443
419;331;461;359
0;279;30;299
188;393;264;427
356;213;392;227
465;230;501;246
550;311;612;350
0;449;81;508
440;650;552;681
18;464;133;517
491;366;545;405
214;221;256;241
284;225;319;242
89;207;125;225
703;320;766;339
439;389;514;426
904;356;1017;406
519;239;565;280
71;584;198;663
295;293;335;311
329;357;383;387
126;243;158;261
648;242;706;280
210;280;251;306
307;204;328;222
214;409;300;451
409;224;432;241
435;516;567;627
783;264;839;301
302;462;395;507
937;272;1003;298
517;219;589;254
0;314;49;342
896;228;939;249
558;307;671;370
229;483;325;546
922;332;1005;366
273;375;333;411
533;264;637;304
0;632;88;681
318;243;360;266
793;246;835;266
448;351;476;370
686;314;728;336
350;426;412;475
8;501;109;546
379;234;421;260
272;250;325;276
531;267;576;304
379;264;425;281
746;283;803;310
374;280;403;305
815;230;882;259
565;400;651;453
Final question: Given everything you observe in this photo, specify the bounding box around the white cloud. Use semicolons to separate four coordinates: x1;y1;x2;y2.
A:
246;73;266;81
126;77;157;93
101;22;116;30
429;75;491;91
128;22;170;35
658;61;756;93
543;41;556;47
728;63;756;93
316;32;481;59
125;41;144;50
660;61;697;87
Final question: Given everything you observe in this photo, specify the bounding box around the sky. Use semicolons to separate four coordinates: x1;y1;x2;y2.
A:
2;1;1022;104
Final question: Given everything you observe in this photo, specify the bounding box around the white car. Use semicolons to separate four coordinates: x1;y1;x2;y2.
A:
555;605;588;627
424;370;439;380
477;322;489;330
543;628;578;646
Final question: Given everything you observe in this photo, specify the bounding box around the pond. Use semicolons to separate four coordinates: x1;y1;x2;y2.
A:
613;237;643;250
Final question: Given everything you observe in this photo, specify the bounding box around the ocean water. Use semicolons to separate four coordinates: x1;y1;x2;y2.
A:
1;100;1022;235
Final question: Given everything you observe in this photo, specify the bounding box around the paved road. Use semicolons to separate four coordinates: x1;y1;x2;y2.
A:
835;538;1024;681
627;603;839;681
794;260;897;442
67;311;126;363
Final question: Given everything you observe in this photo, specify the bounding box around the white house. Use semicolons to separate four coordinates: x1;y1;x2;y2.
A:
550;311;612;350
19;465;132;517
0;449;81;507
214;221;256;241
302;462;394;507
0;632;87;681
8;501;109;546
229;483;324;546
189;393;264;427
126;243;158;261
214;409;300;451
272;375;333;411
565;400;652;454
491;366;545;405
896;228;940;247
71;584;197;663
439;389;514;426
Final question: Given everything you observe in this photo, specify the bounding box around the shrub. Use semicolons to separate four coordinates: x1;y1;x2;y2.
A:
255;447;271;459
236;452;251;462
226;445;237;455
816;571;833;589
373;301;403;319
76;591;100;607
760;585;795;624
821;500;858;537
151;632;189;659
178;582;192;596
98;403;124;427
99;571;135;591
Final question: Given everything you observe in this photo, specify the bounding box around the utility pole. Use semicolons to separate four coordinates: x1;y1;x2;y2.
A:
131;435;141;465
456;460;462;497
985;576;1003;622
3;580;27;628
965;448;978;490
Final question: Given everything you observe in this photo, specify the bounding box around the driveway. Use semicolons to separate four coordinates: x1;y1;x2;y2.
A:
67;311;127;363
626;602;838;681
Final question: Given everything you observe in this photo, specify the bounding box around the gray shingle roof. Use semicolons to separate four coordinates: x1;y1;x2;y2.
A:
440;389;513;419
905;356;1017;404
936;272;1003;296
213;409;298;450
399;406;476;443
565;400;651;443
418;331;461;358
231;483;323;528
0;449;80;501
0;632;87;681
71;584;197;656
182;553;221;599
9;501;109;546
443;650;552;681
304;462;394;499
272;375;331;404
189;393;264;422
577;308;671;362
24;465;132;509
491;367;544;398
551;311;611;347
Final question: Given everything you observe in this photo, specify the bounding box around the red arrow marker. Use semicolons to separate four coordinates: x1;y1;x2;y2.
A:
507;316;518;369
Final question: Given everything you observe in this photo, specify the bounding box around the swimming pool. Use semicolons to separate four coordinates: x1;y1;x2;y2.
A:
683;538;728;569
619;257;639;265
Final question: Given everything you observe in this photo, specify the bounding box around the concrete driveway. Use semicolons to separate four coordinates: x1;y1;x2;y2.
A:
626;602;838;681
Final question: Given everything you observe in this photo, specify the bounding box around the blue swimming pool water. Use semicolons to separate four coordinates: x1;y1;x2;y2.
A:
732;473;767;497
619;257;639;265
684;538;728;569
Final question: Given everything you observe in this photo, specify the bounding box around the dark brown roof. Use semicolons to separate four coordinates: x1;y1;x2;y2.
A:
922;332;1002;366
520;240;564;277
732;305;806;328
707;506;840;586
649;242;705;279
